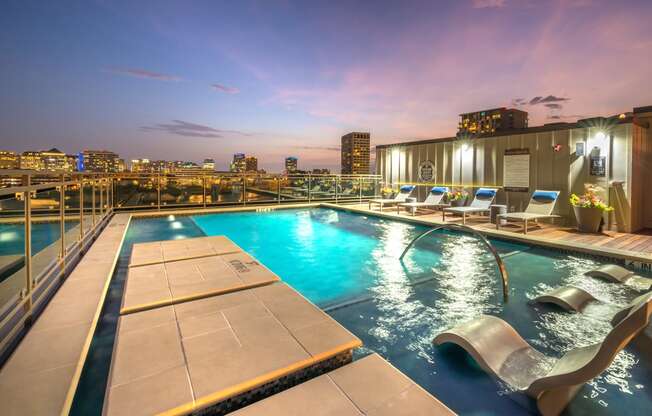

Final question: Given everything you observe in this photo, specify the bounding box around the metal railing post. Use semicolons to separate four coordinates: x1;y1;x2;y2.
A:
79;178;84;239
99;180;104;217
91;180;96;226
308;174;312;202
60;175;65;260
23;174;33;312
202;176;207;208
359;176;363;204
157;174;161;211
335;175;341;204
242;175;247;205
277;178;281;204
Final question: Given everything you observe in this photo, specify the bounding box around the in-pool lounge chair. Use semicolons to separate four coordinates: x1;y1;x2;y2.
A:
497;190;561;234
442;188;498;225
586;264;652;290
368;185;415;211
397;186;449;216
433;292;652;416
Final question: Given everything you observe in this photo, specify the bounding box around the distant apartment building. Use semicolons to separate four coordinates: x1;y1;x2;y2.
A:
312;168;331;174
285;157;298;173
341;132;370;174
458;108;528;135
245;156;258;172
81;150;124;173
130;158;152;173
0;151;20;169
40;148;71;171
20;151;45;170
230;153;246;173
202;158;215;170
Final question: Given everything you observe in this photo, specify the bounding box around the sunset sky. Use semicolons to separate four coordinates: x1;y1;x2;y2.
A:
2;0;651;172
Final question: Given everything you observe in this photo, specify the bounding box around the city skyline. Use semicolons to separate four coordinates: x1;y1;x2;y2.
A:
2;0;652;171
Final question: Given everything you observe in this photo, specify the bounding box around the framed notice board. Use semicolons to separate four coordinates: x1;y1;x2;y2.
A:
590;156;606;176
503;148;530;192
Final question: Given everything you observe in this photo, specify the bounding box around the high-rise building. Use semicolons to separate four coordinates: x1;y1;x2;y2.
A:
312;168;331;175
0;151;20;169
20;151;45;170
202;159;215;170
285;157;298;173
230;153;246;173
458;108;528;135
341;132;370;174
81;150;124;173
245;156;258;172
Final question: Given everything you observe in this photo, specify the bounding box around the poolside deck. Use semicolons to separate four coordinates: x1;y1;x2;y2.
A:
330;203;652;262
0;213;130;416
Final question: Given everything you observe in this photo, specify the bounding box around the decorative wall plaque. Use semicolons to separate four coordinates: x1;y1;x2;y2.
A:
503;148;530;192
418;160;435;182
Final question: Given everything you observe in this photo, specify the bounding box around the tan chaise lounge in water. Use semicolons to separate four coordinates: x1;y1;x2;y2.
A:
231;353;456;416
397;186;449;216
433;292;652;416
496;190;560;234
585;264;652;290
368;185;415;211
442;188;498;225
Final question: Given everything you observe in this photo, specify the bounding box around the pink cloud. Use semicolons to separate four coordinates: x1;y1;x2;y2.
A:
472;0;506;8
107;68;181;81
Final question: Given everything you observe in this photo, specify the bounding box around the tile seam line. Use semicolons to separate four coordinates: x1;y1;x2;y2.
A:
59;213;132;416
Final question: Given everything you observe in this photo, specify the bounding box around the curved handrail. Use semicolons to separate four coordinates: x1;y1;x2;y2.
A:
400;224;509;302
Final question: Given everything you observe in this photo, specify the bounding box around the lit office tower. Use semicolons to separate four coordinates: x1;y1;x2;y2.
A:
40;148;71;171
284;157;298;173
0;151;20;169
230;153;246;173
19;151;45;170
81;150;124;172
245;156;258;172
341;132;370;174
202;158;215;170
458;108;528;135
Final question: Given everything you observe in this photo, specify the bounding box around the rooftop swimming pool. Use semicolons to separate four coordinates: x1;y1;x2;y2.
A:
72;208;652;415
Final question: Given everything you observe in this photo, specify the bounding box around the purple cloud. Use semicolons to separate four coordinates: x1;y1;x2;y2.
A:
472;0;506;9
298;145;340;152
107;67;181;81
529;95;570;105
211;83;240;94
140;120;251;138
544;103;563;109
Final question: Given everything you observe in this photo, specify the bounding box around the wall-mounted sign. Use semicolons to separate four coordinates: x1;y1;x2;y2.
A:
575;142;585;156
418;160;435;182
503;148;530;192
590;156;606;177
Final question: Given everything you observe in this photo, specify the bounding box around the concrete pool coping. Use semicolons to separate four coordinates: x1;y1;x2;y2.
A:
231;353;456;416
0;213;131;416
104;282;362;416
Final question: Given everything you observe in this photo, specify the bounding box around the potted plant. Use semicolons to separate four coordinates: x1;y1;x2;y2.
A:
380;187;394;198
446;190;468;207
570;184;613;233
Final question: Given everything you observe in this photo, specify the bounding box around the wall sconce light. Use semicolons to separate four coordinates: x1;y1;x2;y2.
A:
553;144;562;152
595;131;606;140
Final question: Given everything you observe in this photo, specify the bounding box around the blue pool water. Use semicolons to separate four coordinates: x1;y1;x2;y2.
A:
72;208;652;415
0;221;77;256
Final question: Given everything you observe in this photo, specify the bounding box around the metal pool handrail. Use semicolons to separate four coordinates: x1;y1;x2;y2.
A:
400;223;509;302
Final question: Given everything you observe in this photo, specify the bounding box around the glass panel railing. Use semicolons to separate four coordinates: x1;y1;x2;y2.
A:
280;176;309;202
114;176;157;209
65;181;82;251
30;186;62;281
310;176;336;201
160;175;204;208
337;177;359;202
0;193;26;324
244;175;278;204
204;175;240;206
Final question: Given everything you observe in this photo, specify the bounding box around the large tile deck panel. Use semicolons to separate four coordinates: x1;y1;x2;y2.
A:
0;213;131;416
232;353;456;416
121;239;280;314
104;283;362;416
129;235;242;267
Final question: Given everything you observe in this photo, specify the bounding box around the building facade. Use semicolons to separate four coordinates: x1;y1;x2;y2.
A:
458;108;528;135
19;151;45;170
341;132;370;174
230;153;246;173
202;159;215;170
285;157;298;173
81;150;124;173
376;106;652;232
0;151;20;169
245;156;258;172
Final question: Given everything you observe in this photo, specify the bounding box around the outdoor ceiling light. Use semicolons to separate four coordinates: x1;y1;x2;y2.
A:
595;131;606;140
